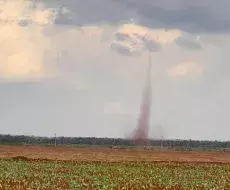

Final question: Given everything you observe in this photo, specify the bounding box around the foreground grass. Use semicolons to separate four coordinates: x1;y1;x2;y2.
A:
0;158;229;189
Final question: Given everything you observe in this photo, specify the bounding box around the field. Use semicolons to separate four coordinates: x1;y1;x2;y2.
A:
0;145;230;189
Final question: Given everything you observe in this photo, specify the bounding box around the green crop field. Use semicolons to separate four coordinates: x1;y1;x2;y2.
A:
0;158;229;190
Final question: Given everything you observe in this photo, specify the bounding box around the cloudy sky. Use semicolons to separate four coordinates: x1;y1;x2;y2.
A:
1;0;230;140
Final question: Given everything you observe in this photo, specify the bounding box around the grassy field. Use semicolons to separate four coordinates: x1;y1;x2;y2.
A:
0;145;230;189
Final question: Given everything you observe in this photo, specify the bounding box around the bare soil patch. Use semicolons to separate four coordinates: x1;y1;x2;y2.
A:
0;145;229;163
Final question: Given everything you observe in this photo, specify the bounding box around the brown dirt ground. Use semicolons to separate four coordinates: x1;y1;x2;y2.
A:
0;145;230;163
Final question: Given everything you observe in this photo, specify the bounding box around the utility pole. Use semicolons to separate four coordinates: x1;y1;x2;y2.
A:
54;133;57;147
160;136;163;149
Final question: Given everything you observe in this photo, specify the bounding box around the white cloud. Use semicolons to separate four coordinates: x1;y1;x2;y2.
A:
0;1;183;79
0;0;56;79
116;24;182;44
110;24;182;56
167;62;202;78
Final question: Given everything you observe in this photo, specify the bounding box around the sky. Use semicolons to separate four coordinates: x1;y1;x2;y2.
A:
1;0;230;141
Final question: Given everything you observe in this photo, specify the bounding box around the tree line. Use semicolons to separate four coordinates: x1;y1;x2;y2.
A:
0;134;229;151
